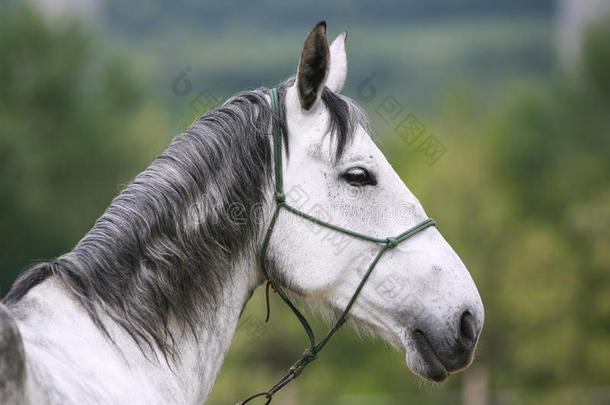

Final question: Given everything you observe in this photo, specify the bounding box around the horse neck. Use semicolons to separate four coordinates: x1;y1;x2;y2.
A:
17;255;260;405
176;256;260;403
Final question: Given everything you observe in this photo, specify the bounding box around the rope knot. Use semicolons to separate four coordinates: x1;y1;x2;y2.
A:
301;348;317;362
289;348;317;379
274;192;285;203
385;236;398;248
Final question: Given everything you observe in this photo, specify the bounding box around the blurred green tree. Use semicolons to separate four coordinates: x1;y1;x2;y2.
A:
487;16;610;391
0;5;171;295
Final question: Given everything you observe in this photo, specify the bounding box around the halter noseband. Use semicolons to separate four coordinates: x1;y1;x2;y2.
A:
238;88;436;404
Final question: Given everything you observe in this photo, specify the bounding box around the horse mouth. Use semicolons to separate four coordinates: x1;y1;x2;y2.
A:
408;330;448;383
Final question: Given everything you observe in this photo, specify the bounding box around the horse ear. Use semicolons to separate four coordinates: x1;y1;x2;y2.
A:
296;21;330;110
327;31;347;93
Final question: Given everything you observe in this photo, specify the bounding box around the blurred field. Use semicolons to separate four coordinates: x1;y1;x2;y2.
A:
1;1;609;404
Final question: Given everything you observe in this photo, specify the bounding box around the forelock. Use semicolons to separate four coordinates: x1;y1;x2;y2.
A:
277;77;371;161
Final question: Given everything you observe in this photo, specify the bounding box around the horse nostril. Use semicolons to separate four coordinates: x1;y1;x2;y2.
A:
459;311;476;348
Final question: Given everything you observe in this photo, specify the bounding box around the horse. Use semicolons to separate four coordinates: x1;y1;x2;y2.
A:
0;21;484;405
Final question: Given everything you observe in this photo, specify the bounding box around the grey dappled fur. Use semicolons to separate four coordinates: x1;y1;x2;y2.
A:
0;304;26;405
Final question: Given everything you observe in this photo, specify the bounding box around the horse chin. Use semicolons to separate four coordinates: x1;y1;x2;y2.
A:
402;329;448;383
347;315;447;383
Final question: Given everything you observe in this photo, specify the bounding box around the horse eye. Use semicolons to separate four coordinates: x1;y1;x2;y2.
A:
342;167;377;186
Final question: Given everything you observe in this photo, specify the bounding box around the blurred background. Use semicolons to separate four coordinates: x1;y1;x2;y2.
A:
1;0;609;404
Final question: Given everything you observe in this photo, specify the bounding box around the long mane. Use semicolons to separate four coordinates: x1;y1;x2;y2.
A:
3;79;368;358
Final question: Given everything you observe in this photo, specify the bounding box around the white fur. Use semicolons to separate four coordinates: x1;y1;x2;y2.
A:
326;32;348;93
16;255;259;405
268;44;483;383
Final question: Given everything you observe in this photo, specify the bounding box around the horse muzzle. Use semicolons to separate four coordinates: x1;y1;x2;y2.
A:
402;307;483;382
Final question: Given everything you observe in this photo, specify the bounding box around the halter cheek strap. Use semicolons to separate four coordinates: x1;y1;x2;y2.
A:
238;88;436;405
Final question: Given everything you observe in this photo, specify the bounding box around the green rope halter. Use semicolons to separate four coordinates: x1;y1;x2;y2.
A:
238;88;436;404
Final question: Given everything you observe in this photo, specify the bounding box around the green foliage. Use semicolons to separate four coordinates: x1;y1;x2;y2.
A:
0;5;171;294
583;16;610;100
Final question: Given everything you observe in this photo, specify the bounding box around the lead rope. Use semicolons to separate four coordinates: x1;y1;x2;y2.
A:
236;88;436;404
